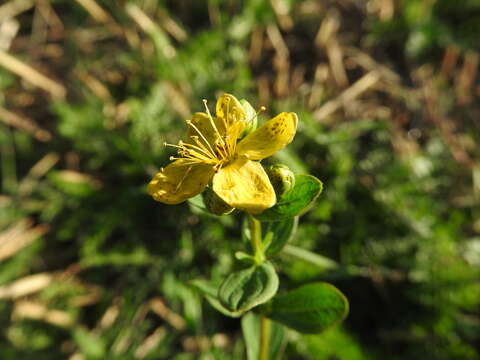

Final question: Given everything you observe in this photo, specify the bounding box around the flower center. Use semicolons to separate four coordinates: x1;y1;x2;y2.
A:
165;99;238;172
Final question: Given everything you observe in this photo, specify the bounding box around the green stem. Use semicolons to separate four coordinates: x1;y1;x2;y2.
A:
247;215;270;359
248;215;265;265
259;315;271;360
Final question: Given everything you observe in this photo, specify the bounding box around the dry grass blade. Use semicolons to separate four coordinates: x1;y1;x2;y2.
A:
266;24;289;59
0;106;52;141
125;3;176;58
0;18;19;50
0;273;53;299
314;71;381;122
98;301;120;329
456;51;479;105
76;70;112;102
158;8;187;42
134;327;166;359
315;10;340;48
13;300;73;327
0;220;49;261
308;64;330;108
327;40;348;87
54;170;102;188
150;297;186;330
74;0;112;24
440;46;460;77
0;50;66;99
345;47;401;84
0;0;34;21
270;0;293;30
267;24;290;96
18;153;60;195
164;82;191;118
249;26;264;65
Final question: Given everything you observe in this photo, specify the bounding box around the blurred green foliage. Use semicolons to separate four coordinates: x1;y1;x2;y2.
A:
1;0;479;359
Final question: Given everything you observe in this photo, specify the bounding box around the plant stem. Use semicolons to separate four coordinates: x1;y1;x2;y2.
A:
247;215;270;359
259;315;271;360
248;215;265;265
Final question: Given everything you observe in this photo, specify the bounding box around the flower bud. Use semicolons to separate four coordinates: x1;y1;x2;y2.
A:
202;187;234;215
266;164;295;198
240;99;258;137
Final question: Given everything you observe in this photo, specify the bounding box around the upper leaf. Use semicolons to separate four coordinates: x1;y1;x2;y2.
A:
255;175;323;221
264;217;298;256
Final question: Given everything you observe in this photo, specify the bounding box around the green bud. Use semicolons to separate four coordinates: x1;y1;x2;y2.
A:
240;99;258;137
202;187;234;216
266;164;295;198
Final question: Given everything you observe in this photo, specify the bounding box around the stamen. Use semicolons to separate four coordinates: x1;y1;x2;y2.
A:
164;142;207;161
168;157;202;166
245;105;266;128
203;99;227;148
180;140;213;159
186;120;217;156
187;137;217;159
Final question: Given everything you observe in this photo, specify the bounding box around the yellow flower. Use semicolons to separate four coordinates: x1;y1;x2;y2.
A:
147;94;298;214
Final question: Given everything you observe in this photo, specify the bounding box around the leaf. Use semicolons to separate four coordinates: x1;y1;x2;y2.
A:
241;312;285;360
261;282;349;334
282;244;338;270
190;279;243;318
218;262;279;312
241;216;298;256
72;327;106;359
255;175;323;221
264;217;298;256
188;194;207;211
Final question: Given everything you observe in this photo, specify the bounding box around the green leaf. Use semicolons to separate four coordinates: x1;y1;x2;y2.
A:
261;282;349;334
264;217;298;256
188;194;207;211
218;262;279;312
189;279;243;318
255;175;323;221
241;312;285;360
241;216;297;256
282;244;339;270
72;327;106;359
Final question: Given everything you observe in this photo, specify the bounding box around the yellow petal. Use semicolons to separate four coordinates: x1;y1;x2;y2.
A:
148;160;214;204
215;93;246;135
236;112;298;160
212;158;276;214
185;112;218;147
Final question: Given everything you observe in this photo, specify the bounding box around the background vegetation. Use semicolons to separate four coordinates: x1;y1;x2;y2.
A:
1;0;479;359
